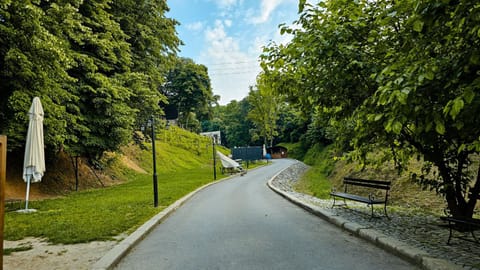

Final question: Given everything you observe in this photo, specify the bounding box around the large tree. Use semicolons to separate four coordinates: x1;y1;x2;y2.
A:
55;0;136;160
247;74;282;147
162;57;214;131
262;0;480;218
0;0;83;155
110;0;181;129
222;99;254;148
0;0;181;162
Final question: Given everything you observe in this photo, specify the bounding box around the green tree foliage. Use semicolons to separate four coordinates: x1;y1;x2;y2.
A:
0;0;79;152
0;0;181;162
275;104;309;144
201;104;224;134
110;0;181;129
220;99;254;148
64;0;136;159
162;57;215;131
261;0;480;218
247;74;282;147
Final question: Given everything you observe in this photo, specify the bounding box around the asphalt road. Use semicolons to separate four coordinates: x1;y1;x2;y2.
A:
115;159;418;270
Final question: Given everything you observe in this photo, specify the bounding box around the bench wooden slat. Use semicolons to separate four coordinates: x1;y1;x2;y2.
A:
330;192;386;204
342;181;390;190
441;216;480;226
343;177;391;190
330;177;391;218
344;177;391;186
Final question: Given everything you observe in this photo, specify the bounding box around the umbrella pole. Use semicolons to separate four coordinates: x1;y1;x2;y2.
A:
25;175;31;210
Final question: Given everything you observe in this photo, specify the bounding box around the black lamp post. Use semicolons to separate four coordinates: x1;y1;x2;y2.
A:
212;135;217;180
149;116;159;207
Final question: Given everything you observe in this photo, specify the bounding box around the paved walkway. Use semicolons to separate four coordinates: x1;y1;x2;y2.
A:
269;161;480;270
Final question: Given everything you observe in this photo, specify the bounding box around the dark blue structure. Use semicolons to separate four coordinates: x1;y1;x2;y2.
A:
231;146;263;161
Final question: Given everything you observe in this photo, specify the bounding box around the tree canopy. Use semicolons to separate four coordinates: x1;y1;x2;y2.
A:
261;0;480;218
162;57;215;132
247;74;282;147
0;0;180;161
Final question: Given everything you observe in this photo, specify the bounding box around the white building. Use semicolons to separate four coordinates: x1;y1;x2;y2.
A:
200;131;221;145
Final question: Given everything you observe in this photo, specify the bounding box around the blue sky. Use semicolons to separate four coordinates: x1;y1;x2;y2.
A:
167;0;301;105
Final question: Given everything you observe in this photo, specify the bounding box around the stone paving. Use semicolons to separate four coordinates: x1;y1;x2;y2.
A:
271;161;480;270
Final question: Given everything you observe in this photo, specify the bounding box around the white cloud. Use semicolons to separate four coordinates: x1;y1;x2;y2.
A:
212;0;241;9
204;20;236;50
201;20;261;104
250;0;286;24
181;0;300;104
186;21;204;31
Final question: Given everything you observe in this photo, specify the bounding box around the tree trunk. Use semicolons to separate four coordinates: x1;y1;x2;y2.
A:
441;162;478;219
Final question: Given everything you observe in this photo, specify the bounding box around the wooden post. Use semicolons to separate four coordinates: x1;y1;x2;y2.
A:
0;135;7;270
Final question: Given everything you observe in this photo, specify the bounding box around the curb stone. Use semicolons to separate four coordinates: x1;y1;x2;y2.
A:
266;162;463;270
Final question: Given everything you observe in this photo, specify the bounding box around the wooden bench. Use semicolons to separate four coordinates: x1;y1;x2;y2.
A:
330;177;391;218
440;193;480;244
440;216;480;244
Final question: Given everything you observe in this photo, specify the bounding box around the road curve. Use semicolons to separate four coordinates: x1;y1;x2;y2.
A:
115;159;418;270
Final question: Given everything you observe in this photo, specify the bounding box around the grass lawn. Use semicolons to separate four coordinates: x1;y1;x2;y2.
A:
294;166;332;199
4;127;226;245
5;168;216;244
292;143;454;215
294;144;334;199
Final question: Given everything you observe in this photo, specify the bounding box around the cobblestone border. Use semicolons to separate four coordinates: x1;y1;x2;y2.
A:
267;160;479;270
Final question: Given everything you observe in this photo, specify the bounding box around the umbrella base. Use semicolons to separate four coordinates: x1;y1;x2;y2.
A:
16;209;37;213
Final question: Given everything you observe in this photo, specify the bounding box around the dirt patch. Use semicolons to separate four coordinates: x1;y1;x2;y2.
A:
4;149;145;201
121;155;147;174
2;147;145;269
3;237;119;270
329;158;446;212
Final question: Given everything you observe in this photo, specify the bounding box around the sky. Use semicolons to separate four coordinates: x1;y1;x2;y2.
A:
167;0;301;105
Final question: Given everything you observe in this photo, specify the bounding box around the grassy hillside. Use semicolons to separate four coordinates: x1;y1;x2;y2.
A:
4;126;227;244
292;142;447;214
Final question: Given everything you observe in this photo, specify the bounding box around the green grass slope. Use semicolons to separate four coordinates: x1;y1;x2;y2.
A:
4;126;225;244
292;143;446;214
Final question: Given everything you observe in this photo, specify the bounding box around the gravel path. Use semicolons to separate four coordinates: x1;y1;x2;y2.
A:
271;161;480;270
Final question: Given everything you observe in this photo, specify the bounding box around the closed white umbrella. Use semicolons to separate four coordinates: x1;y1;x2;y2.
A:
21;97;45;212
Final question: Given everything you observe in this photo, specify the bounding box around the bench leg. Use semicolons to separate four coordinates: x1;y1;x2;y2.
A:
383;203;390;219
470;226;479;243
368;204;390;219
447;220;453;245
331;196;336;208
330;196;347;209
445;221;480;244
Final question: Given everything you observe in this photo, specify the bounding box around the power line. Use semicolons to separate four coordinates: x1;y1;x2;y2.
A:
208;66;260;72
209;70;260;76
206;60;259;66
